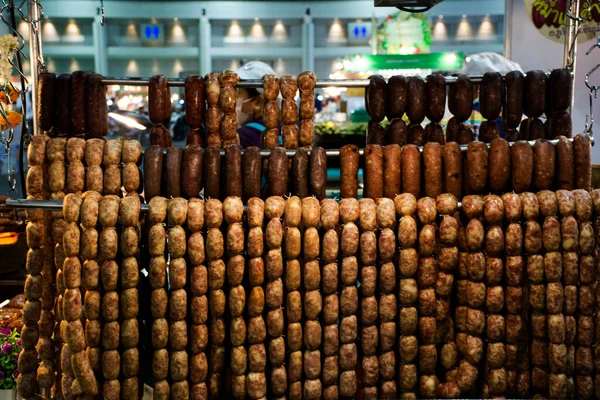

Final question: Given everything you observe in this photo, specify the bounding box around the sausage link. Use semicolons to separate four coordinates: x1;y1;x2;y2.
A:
525;118;545;140
309;147;327;200
426;73;446;123
340;145;359;199
203;146;221;200
85;74;108;139
143;146;164;201
511;140;533;193
556;136;574;190
480;72;503;120
457;124;474;145
488;138;510;193
425;123;444;145
401;144;421;198
225;145;242;198
408;124;426;146
506;129;519;142
407;76;426;124
243;146;262;201
267;148;288;196
365;75;387;122
574;133;592;191
503;70;525;129
524;70;547;118
38;72;56;132
185;75;205;130
466;141;489;194
367;121;386;145
549;111;572;139
383;144;401;199
149;75;171;124
478;121;500;143
423;142;443;198
449;75;473;122
149;125;172;148
364;144;384;199
445;117;460;143
386;75;407;120
533;139;556;190
70;71;89;136
388;119;407;146
186;128;203;148
165;146;183;199
292;149;309;198
549;68;572;112
55;73;71;136
443;142;462;199
181;145;203;199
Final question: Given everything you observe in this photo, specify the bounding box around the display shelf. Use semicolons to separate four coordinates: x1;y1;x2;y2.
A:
107;46;199;59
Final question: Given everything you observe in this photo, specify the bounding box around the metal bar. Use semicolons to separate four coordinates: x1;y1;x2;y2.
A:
564;0;580;114
28;0;43;136
102;75;489;88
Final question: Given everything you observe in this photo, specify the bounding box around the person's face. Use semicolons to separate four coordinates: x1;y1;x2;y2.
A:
237;88;256;126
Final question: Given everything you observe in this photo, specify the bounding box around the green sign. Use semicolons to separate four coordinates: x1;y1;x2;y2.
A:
342;52;463;73
377;11;433;55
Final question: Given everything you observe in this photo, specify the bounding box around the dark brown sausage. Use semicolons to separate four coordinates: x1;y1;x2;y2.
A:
55;74;71;136
533;139;556;190
268;148;288;196
425;123;444;145
186;129;204;147
309;147;327;200
426;74;446;123
38;72;56;133
292;148;309;198
401;144;421;198
550;111;572;139
407;76;426;124
488;138;510;193
388;119;407;146
165;146;183;198
549;68;572;112
367;121;386;145
340;145;359;199
243;146;262;200
449;75;473;122
466;141;489;194
511;140;533;193
149;75;170;124
85;74;108;139
505;129;519;142
203;146;221;200
443;142;462;199
526;118;545;140
386;75;407;120
457;124;474;144
185;75;205;130
445;117;461;142
70;71;89;136
478;120;500;143
383;144;401;199
574;133;592;191
364;144;384;199
149;125;172;148
503;70;525;129
524;70;547;118
225;145;242;198
408;124;426;146
518;118;529;140
480;72;503;120
423;142;443;198
143;146;164;201
181;145;203;199
556;136;574;190
365;75;387;122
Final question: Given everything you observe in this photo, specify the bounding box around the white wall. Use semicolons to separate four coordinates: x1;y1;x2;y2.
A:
508;0;600;163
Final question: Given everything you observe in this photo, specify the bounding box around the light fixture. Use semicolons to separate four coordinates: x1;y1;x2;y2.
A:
174;17;179;22
151;17;158;24
173;59;183;76
456;14;473;40
328;17;347;44
225;20;245;44
171;18;186;44
126;59;139;76
477;14;495;40
69;58;80;72
64;18;84;43
248;18;266;43
42;20;59;43
46;57;56;72
17;21;28;40
272;20;288;42
152;58;160;75
433;15;448;40
275;58;285;75
126;22;138;41
230;59;241;71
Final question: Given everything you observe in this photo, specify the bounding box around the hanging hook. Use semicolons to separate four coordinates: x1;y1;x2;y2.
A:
584;37;600;134
566;0;584;22
99;0;105;26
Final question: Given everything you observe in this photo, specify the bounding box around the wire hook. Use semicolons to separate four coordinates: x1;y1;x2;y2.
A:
584;37;600;134
99;0;105;26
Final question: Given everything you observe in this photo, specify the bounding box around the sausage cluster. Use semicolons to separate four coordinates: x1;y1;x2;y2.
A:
103;140;122;196
66;138;86;194
149;75;173;148
280;75;299;149
121;140;142;195
298;72;317;148
185;75;205;147
205;72;221;147
220;70;241;148
262;75;280;149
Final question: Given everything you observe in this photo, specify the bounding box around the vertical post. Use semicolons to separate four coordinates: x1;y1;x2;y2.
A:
564;0;580;113
302;8;314;72
503;0;513;58
28;0;43;136
93;13;108;75
199;9;211;75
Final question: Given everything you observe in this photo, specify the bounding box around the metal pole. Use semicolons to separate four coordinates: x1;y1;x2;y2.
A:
564;0;580;113
28;0;43;136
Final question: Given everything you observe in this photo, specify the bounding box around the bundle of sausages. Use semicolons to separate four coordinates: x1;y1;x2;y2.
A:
262;75;280;149
185;75;205;147
298;72;316;148
66;138;86;194
103;140;122;196
205;72;221;148
280;75;299;149
122;140;142;195
149;75;173;148
219;71;240;148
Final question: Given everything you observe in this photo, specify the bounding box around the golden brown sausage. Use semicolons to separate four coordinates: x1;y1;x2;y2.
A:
533;139;556;190
511;140;533;193
364;144;383;199
574;133;592;191
488;138;510;193
401;144;421;198
466;141;488;194
383;144;401;199
556;136;574;190
340;145;359;199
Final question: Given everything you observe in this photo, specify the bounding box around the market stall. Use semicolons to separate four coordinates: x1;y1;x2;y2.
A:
3;0;600;399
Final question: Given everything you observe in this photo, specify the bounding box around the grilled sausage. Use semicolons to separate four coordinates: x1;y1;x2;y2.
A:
574;133;592;191
268;148;288;196
478;120;500;143
383;144;402;199
423;142;443;198
407;76;426;124
364;144;384;199
549;68;572;112
149;75;171;124
402;144;421;198
181;146;203;199
292;149;309;198
38;72;57;132
55;73;71;136
203;146;221;200
367;120;386;145
387;75;407;120
466;141;488;194
365;75;387;122
243;146;262;200
165;146;183;198
524;70;547;118
449;75;473;122
225;145;242;198
443;141;462;199
309;147;327;200
185;75;205;130
426;73;446;123
503;70;525;129
511;140;533;193
488;138;510;193
426;123;444;145
143;146;163;201
85;74;108;138
340;144;359;199
549;111;572;139
533;139;556;190
480;72;503;120
556;136;574;190
408;124;426;146
70;71;90;136
388;119;407;146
